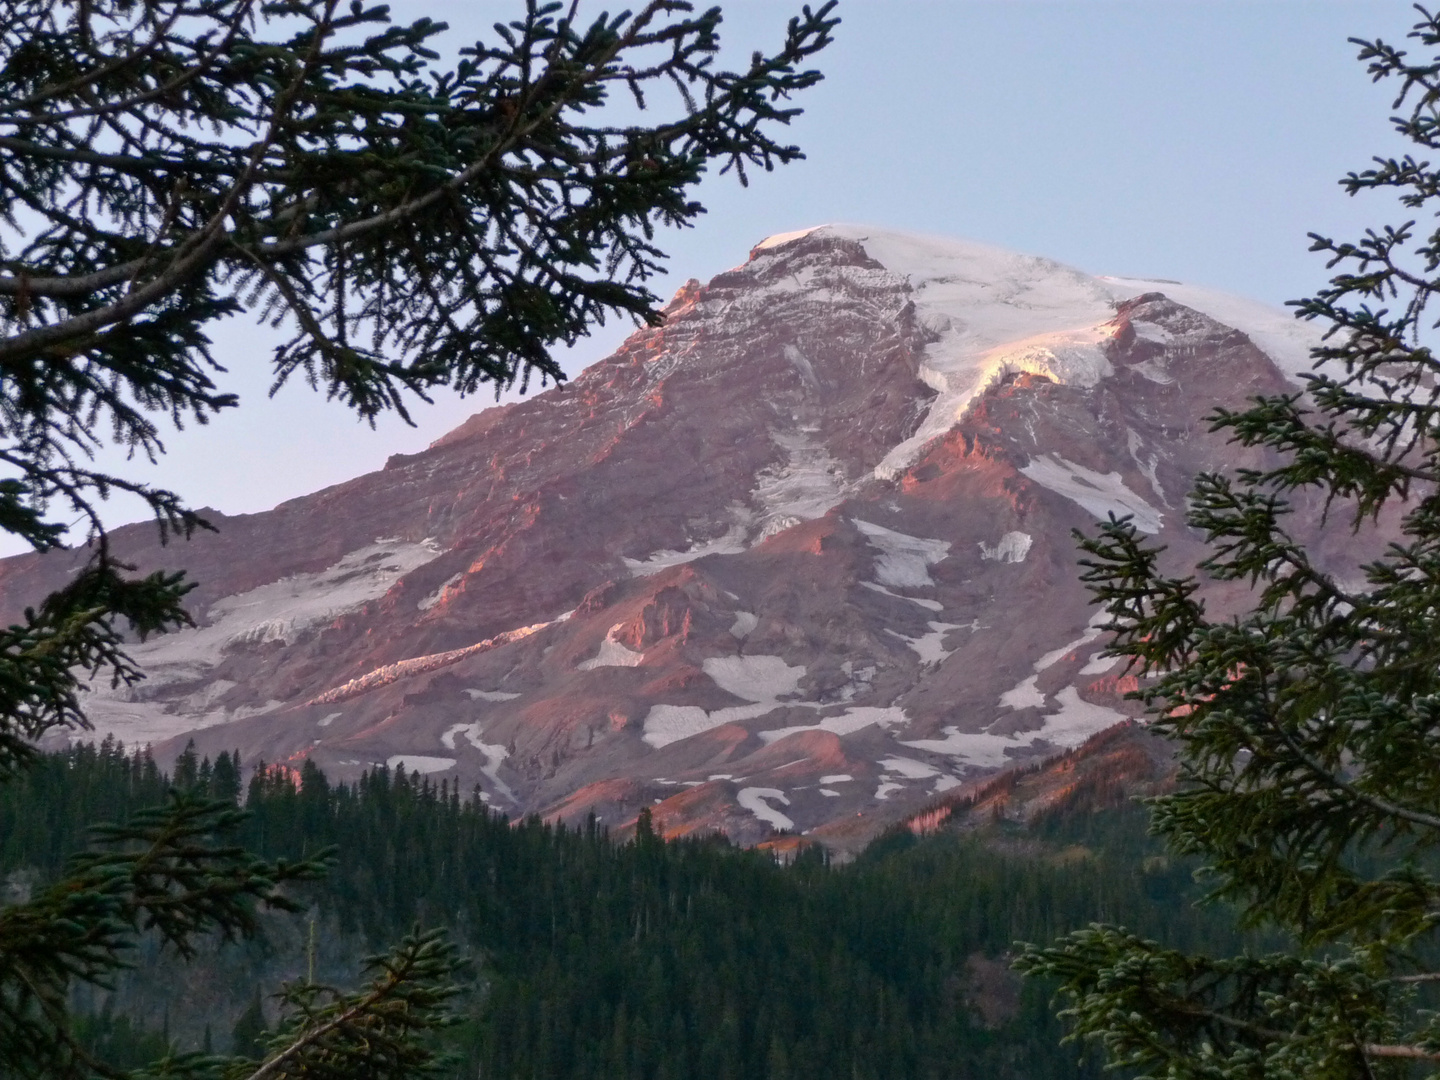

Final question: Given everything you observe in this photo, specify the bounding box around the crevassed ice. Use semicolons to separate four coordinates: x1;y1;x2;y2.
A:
751;429;850;542
752;225;1323;478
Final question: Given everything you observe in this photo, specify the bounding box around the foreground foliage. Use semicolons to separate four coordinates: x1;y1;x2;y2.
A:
0;1;836;1076
0;742;1253;1080
1018;10;1440;1078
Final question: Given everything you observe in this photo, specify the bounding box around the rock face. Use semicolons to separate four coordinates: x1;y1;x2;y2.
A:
0;225;1328;847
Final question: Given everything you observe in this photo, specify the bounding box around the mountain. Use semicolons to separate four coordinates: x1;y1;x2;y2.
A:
0;224;1330;847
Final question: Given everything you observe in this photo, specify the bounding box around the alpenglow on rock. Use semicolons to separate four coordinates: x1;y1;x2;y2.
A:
0;225;1328;849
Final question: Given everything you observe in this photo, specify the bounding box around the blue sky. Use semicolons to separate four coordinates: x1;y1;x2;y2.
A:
48;1;1422;550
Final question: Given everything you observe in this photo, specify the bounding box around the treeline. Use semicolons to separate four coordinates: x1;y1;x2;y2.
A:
0;739;1251;1080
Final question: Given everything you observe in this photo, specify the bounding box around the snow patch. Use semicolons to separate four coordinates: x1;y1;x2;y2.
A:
641;655;810;749
736;787;794;831
387;755;456;775
999;675;1045;710
758;705;908;744
859;581;945;611
874;781;904;801
900;728;1035;769
904;686;1128;770
464;689;521;701
77;538;440;746
890;621;964;665
1078;651;1119;675
879;756;939;779
979;531;1032;563
417;572;463;611
853;519;951;588
729;612;759;639
1040;686;1130;746
932;775;963;794
703;655;806;702
438;723;515;801
1021;454;1164;533
317;712;342;728
578;624;645;670
623;523;748;575
998;613;1109;711
819;773;853;783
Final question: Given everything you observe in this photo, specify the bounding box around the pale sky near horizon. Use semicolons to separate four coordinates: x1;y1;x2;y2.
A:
17;0;1423;556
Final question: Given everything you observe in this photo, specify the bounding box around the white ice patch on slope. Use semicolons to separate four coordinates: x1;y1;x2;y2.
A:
852;519;950;588
1021;455;1163;533
737;787;794;832
641;655;809;749
979;531;1032;563
578;624;644;670
78;538;440;746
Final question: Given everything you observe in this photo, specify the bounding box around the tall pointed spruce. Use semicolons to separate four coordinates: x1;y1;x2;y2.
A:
0;2;837;1078
1018;9;1440;1077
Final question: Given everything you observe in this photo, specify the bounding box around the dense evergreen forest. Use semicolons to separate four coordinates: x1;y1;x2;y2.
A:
0;740;1253;1079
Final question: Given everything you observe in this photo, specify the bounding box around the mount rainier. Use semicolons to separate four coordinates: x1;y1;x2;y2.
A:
0;225;1337;849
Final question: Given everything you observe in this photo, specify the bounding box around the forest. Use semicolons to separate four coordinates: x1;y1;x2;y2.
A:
0;739;1254;1080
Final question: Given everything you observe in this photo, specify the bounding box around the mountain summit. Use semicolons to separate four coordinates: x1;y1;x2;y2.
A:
0;226;1327;846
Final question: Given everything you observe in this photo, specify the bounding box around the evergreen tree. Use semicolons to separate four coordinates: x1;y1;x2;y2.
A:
0;2;837;1078
1018;9;1440;1076
230;986;271;1061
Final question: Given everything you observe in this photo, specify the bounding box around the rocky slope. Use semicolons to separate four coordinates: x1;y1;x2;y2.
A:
0;225;1330;847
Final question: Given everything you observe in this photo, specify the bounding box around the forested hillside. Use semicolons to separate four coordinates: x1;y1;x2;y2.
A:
0;741;1254;1079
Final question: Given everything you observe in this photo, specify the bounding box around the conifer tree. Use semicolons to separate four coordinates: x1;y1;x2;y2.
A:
0;2;837;1077
1018;9;1440;1076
